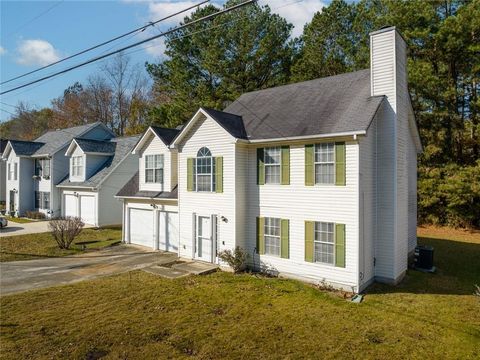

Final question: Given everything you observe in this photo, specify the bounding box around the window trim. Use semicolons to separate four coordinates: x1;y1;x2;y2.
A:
144;154;164;184
34;191;51;210
263;217;281;257
314;142;336;185
313;221;335;265
71;156;83;177
35;159;50;177
263;146;281;185
194;147;215;192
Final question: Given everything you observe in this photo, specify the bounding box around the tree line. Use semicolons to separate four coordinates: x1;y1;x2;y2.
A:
1;0;478;227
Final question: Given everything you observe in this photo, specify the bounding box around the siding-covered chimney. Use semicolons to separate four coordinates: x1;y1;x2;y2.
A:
369;27;410;285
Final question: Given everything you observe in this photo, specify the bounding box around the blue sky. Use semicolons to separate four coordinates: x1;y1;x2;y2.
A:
0;0;328;123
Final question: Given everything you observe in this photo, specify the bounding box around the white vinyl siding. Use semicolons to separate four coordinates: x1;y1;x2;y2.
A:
264;147;280;184
314;143;335;184
314;222;335;264
72;156;83;177
145;154;164;184
264;217;281;256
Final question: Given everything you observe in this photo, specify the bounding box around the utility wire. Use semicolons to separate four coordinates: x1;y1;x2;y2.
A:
0;0;255;96
0;0;211;86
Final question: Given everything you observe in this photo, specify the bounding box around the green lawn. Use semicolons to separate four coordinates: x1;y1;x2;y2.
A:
4;216;36;224
0;227;479;359
0;227;122;262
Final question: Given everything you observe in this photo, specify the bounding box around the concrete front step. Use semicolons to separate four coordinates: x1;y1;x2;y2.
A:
172;261;218;275
143;265;189;279
142;260;218;279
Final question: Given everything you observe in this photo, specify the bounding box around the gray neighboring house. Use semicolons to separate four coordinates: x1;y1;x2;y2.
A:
0;139;7;204
57;135;140;227
2;122;114;218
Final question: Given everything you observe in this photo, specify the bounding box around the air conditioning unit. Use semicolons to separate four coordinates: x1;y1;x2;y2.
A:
414;245;435;272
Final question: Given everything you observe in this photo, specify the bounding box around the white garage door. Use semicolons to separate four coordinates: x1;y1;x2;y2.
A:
64;194;77;218
80;196;96;225
129;208;154;248
158;211;179;253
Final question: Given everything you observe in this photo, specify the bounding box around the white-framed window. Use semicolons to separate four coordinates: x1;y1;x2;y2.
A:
314;221;335;264
145;154;164;184
264;217;281;257
72;156;83;177
7;163;11;180
13;162;18;180
194;147;215;192
35;191;50;210
35;159;50;177
264;147;281;184
314;143;335;184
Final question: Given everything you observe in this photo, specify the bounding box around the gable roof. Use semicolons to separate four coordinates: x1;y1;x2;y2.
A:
72;138;116;155
132;126;181;154
33;122;113;156
5;140;45;157
0;139;8;154
201;108;247;139
115;171;178;200
224;69;384;141
57;135;140;188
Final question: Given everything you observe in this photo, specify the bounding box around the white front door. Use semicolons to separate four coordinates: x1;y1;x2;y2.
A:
129;208;154;248
196;215;212;262
64;194;77;218
158;211;179;253
79;195;95;225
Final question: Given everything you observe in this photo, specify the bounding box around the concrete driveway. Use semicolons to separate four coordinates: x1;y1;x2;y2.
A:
0;221;93;237
0;246;177;295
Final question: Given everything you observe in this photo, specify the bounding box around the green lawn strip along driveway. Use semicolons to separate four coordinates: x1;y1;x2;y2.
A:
0;229;479;359
4;216;36;224
0;228;122;262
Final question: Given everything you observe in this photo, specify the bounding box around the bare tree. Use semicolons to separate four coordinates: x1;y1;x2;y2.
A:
48;217;85;249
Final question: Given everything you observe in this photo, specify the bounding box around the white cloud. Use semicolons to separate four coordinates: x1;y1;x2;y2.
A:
0;46;6;55
148;0;212;26
261;0;326;38
144;37;167;57
16;39;61;66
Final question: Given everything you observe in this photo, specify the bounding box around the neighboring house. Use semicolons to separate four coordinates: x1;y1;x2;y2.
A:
116;126;180;250
57;135;140;227
2;122;114;217
118;27;422;292
0;139;7;204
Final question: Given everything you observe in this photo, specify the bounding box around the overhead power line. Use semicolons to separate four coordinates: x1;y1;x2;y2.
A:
1;0;210;86
0;0;255;96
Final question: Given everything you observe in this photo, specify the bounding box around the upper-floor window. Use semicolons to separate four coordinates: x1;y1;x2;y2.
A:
145;154;164;184
315;143;334;184
72;156;83;177
195;147;215;192
264;147;281;184
314;221;335;264
8;163;17;181
35;159;50;177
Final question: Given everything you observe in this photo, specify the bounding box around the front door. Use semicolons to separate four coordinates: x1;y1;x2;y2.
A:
9;191;15;213
196;215;212;262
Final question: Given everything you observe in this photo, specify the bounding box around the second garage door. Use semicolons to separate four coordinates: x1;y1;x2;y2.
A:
158;211;179;253
129;208;154;248
80;196;96;225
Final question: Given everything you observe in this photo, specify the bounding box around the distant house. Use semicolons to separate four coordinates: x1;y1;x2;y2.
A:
121;26;421;292
2;122;114;217
0;139;7;204
57;135;140;227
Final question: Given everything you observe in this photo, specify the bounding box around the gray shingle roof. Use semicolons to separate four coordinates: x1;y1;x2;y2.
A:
74;138;116;154
201;107;247;139
33;122;108;156
0;139;8;153
8;140;45;156
58;135;141;188
150;127;180;145
221;69;384;140
116;172;178;199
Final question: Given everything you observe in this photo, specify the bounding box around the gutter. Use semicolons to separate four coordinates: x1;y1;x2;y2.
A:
239;130;366;144
114;195;178;201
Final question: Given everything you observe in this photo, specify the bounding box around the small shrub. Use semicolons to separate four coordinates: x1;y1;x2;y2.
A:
48;217;85;249
218;246;249;273
25;211;46;219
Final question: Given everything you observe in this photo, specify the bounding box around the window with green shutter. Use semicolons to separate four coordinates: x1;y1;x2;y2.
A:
215;157;223;193
307;142;346;186
305;221;346;267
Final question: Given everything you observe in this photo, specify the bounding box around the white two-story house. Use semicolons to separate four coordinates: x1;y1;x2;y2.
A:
2;122;114;218
119;27;422;292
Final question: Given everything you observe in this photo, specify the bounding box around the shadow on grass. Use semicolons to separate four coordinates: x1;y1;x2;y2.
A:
367;237;480;296
0;227;24;234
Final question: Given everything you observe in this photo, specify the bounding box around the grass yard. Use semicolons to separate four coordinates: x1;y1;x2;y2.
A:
0;227;122;262
4;216;35;224
0;226;479;359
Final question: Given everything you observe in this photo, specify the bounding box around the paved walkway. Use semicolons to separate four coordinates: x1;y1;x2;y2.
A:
0;221;93;237
0;246;177;295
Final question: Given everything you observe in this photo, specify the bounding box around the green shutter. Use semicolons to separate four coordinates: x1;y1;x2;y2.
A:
281;146;290;185
187;158;194;191
257;217;265;255
257;148;265;185
335;142;346;186
335;223;346;268
281;219;289;258
215;157;223;193
305;221;314;262
305;144;314;186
